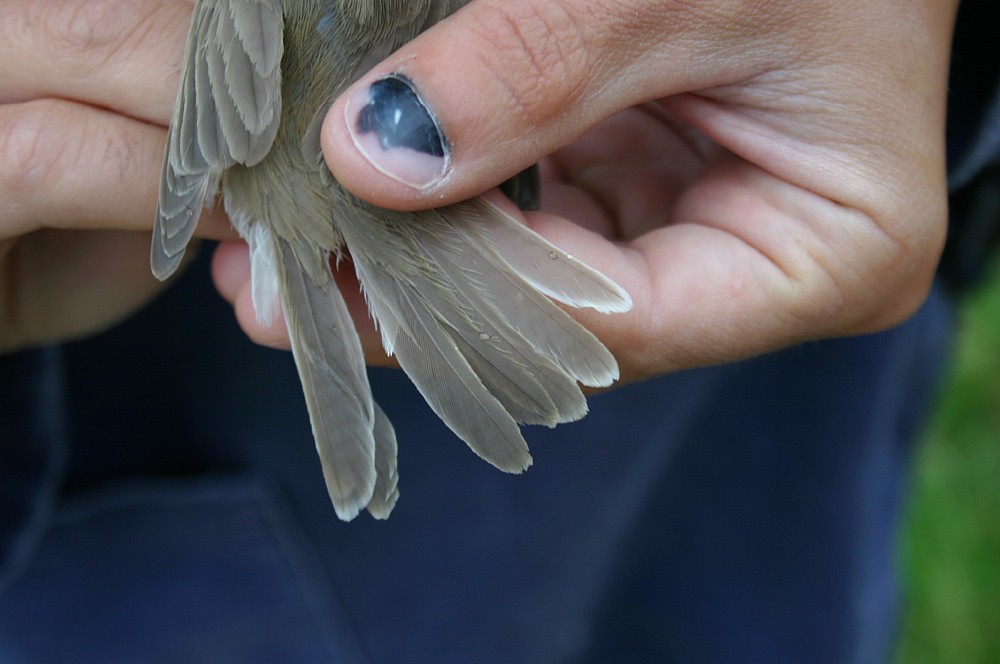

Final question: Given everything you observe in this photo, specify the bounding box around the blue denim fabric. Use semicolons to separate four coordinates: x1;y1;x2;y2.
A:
0;347;68;591
0;248;953;663
0;477;366;663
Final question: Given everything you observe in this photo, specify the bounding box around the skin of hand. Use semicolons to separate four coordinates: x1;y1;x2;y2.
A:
2;0;956;387
0;0;234;354
215;0;957;383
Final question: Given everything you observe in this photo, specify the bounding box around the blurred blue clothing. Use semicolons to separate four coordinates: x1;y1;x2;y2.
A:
0;253;952;664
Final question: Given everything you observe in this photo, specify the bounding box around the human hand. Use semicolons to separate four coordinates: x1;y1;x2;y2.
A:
0;0;234;353
214;0;955;382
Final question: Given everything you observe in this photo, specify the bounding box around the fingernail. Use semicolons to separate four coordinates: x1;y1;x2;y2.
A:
346;74;450;190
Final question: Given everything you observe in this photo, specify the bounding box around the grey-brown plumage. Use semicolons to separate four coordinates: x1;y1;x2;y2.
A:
152;0;632;521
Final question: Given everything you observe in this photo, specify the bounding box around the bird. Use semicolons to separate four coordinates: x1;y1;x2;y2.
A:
151;0;632;521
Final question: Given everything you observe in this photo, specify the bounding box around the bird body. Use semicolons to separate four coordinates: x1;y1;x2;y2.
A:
153;0;632;521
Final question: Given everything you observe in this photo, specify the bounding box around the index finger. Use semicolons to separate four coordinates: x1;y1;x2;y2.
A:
0;0;194;125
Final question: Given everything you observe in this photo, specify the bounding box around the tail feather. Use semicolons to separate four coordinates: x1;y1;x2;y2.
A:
367;403;400;519
411;274;564;427
335;193;630;468
461;198;633;314
415;212;620;388
410;268;587;426
356;263;533;472
274;236;379;520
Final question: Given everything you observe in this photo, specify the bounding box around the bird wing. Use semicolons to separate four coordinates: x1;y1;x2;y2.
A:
333;192;632;473
152;0;285;279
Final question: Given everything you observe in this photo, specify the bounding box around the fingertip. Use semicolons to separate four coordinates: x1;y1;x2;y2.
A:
233;277;291;350
323;73;456;211
210;240;249;305
211;240;292;350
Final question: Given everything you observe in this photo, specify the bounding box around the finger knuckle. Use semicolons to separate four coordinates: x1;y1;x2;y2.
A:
868;197;948;329
825;192;948;335
469;2;595;127
39;0;168;74
0;102;70;204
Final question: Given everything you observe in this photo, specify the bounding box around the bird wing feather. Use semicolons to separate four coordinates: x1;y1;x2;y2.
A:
333;193;630;470
353;261;533;473
367;403;400;520
274;234;380;521
432;200;629;387
152;0;285;279
461;198;633;314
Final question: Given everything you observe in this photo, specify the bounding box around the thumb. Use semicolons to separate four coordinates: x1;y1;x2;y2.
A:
320;0;735;210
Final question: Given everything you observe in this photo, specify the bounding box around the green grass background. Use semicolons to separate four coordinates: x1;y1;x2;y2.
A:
897;259;1000;663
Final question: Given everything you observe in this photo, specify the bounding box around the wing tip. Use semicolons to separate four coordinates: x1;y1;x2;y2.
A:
366;485;400;520
595;283;634;314
489;450;533;475
333;476;399;521
150;228;186;281
329;482;377;522
577;363;621;389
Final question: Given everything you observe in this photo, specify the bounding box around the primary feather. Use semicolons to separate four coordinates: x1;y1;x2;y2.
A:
153;0;632;520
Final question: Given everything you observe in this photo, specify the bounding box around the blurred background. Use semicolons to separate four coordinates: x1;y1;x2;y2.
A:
897;257;1000;663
